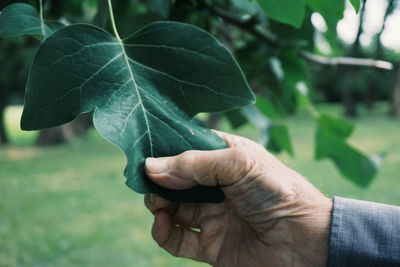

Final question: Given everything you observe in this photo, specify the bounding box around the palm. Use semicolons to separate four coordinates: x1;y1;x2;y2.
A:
199;202;274;266
149;198;292;267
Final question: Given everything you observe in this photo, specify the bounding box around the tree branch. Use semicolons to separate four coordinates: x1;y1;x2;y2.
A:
203;4;393;70
205;4;279;48
299;51;393;70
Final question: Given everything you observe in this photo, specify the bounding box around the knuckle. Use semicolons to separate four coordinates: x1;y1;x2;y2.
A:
179;150;196;163
228;147;257;177
176;151;197;170
174;151;199;175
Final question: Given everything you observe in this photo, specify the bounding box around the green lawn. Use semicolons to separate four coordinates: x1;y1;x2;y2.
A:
1;104;399;267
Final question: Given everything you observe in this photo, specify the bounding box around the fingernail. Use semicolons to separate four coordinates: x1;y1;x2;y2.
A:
150;193;155;204
145;157;169;173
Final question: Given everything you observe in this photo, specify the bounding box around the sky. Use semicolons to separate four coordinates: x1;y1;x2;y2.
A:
312;0;400;52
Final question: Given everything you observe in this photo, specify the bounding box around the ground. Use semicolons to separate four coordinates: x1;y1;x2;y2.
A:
0;104;399;267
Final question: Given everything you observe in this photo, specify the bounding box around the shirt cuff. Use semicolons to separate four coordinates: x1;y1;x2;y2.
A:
328;196;400;267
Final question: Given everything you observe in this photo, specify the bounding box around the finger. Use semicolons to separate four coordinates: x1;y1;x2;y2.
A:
152;210;206;262
144;194;177;215
172;202;226;228
145;146;256;190
145;194;225;228
212;129;254;148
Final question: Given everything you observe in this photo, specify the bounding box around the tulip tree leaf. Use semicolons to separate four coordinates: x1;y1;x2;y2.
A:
21;22;255;202
0;3;64;38
350;0;361;13
257;0;306;28
307;0;345;52
267;124;294;156
315;114;378;187
148;0;173;18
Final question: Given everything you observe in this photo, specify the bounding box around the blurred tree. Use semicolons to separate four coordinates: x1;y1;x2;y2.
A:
389;66;400;117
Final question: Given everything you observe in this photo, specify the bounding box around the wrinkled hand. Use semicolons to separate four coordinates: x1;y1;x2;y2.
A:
144;130;332;267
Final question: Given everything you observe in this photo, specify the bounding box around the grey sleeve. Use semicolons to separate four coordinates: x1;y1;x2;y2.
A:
328;196;400;267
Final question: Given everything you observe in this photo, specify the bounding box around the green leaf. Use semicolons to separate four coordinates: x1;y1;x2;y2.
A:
350;0;361;12
21;22;255;202
279;50;311;112
306;0;345;51
257;0;306;28
315;114;378;187
267;124;294;156
225;109;248;129
148;0;173;18
255;96;276;119
316;114;354;139
231;0;262;15
0;3;64;38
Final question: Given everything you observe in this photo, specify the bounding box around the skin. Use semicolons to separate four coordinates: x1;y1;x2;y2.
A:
144;130;332;267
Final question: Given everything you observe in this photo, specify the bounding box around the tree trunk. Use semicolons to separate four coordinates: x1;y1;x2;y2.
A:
341;0;366;117
343;89;358;117
36;113;92;146
389;66;400;117
0;103;9;145
0;89;9;145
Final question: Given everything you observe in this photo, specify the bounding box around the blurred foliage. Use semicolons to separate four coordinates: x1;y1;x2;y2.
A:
1;0;399;186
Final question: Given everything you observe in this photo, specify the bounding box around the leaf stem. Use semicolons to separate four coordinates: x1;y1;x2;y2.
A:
39;0;43;21
305;102;320;119
107;0;121;41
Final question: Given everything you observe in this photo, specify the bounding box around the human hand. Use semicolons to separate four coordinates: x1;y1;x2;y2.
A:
144;130;332;267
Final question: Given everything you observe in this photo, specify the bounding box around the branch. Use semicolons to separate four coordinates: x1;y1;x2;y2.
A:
299;51;394;70
204;4;279;48
203;4;394;70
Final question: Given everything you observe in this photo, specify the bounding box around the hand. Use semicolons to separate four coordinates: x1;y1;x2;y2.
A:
144;130;332;267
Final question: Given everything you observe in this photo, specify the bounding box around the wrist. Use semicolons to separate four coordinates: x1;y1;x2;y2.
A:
293;196;333;267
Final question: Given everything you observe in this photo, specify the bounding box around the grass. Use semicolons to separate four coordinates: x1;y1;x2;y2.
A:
1;104;400;266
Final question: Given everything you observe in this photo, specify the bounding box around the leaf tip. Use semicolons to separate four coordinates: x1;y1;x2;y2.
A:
20;109;36;131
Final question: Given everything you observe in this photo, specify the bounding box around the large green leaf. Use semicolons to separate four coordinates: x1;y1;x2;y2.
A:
0;3;64;38
21;22;255;202
315;114;378;187
257;0;306;28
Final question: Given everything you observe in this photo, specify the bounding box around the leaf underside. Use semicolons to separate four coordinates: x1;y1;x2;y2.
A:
21;22;255;202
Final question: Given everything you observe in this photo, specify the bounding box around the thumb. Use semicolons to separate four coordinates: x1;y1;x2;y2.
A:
144;147;256;190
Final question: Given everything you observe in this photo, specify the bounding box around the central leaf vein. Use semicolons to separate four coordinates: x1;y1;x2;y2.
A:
119;42;154;157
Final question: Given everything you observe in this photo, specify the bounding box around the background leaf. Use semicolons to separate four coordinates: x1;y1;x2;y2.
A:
148;0;173;18
267;124;294;156
315;114;378;187
350;0;361;12
256;0;306;28
0;3;64;38
307;0;345;51
21;22;254;202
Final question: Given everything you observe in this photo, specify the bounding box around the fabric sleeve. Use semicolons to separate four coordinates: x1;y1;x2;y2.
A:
328;196;400;267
